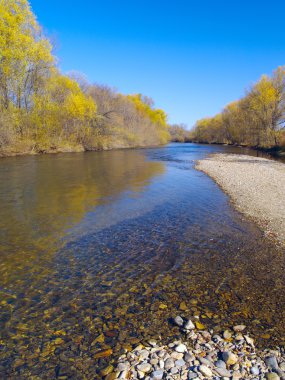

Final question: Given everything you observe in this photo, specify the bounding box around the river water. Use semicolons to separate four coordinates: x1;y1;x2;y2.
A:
0;143;284;378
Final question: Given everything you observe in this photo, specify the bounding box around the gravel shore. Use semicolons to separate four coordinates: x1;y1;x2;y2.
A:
104;317;285;379
196;154;285;246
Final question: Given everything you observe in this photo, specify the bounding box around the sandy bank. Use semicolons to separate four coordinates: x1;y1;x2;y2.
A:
196;154;285;246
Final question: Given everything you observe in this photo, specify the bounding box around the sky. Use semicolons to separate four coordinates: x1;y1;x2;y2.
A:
30;0;285;128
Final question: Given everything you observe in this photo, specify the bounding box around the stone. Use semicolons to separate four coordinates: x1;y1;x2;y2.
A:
184;353;194;363
250;366;260;375
105;374;117;380
233;325;246;332
175;344;187;353
214;367;231;377
117;362;130;372
245;335;254;347
266;373;280;380
222;351;238;366
171;367;178;374
188;372;198;379
119;371;129;379
174;316;184;327
195;321;206;330
265;356;279;371
151;370;164;380
164;358;175;370
232;370;242;379
100;365;114;376
137;363;152;373
199;365;213;378
180;301;187;310
215;360;227;369
223;330;232;339
171;352;184;360
138;350;150;360
94;348;113;358
184;319;195;330
199;357;213;367
175;359;186;367
280;363;285;371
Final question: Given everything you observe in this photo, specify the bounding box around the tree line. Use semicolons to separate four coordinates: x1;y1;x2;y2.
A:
191;67;285;148
0;0;170;156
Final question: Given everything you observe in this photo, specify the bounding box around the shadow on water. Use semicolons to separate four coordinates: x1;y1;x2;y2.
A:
0;143;284;378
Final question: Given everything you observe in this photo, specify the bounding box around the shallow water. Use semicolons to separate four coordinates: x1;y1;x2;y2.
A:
0;143;284;378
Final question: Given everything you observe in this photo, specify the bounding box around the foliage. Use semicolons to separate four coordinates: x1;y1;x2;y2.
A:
191;67;285;148
0;0;170;156
169;124;191;142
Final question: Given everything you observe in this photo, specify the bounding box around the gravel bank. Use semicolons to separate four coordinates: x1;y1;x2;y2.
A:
104;317;285;379
196;154;285;246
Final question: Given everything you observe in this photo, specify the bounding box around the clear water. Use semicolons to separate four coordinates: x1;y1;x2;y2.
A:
0;143;284;378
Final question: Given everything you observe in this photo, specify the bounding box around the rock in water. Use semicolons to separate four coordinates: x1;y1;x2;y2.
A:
174;315;184;327
184;319;195;330
233;325;246;332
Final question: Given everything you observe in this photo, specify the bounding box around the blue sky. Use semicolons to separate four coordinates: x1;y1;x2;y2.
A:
30;0;285;128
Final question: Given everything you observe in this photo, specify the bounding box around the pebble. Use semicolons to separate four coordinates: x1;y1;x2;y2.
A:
174;316;184;327
266;373;280;380
223;330;232;339
233;325;246;332
250;366;260;375
151;370;164;379
245;335;255;347
184;319;195;330
175;343;187;353
215;367;232;377
265;356;279;371
188;373;198;379
199;364;213;378
175;359;186;367
117;362;130;371
164;358;175;370
137;363;152;373
110;317;284;380
222;351;238;366
215;360;227;369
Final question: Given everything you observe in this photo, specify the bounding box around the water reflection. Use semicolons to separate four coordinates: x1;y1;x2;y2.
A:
0;150;165;285
0;144;284;379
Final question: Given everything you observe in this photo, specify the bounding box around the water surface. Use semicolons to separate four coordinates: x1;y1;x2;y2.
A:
0;144;284;379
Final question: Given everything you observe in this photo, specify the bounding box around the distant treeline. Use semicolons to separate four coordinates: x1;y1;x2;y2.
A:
191;67;285;148
169;124;192;142
0;0;170;156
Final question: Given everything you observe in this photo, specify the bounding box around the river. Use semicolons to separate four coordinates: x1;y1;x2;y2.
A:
0;143;284;378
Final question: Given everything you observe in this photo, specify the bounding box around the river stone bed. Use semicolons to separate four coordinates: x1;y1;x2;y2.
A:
104;316;285;379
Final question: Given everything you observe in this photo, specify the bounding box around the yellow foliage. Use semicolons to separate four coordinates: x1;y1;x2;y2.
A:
0;1;170;154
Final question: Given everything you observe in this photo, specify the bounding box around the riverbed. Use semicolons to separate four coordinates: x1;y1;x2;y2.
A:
0;143;284;378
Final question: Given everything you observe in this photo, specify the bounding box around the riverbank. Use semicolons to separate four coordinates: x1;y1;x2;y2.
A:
196;154;285;246
0;142;165;159
105;317;285;379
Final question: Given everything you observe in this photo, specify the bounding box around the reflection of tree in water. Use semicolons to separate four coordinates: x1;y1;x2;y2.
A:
0;150;165;285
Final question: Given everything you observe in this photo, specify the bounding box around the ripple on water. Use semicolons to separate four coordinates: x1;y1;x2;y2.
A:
0;144;284;378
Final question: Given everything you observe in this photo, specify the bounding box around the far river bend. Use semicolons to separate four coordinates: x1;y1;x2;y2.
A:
0;143;284;378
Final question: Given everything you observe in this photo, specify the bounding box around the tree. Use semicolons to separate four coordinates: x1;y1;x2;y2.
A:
0;0;53;111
